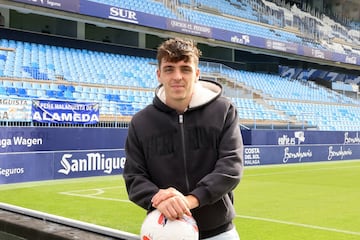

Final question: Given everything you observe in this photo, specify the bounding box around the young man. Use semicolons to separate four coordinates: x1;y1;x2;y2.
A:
124;38;244;239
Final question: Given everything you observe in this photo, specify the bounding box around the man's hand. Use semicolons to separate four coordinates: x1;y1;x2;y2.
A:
151;187;199;220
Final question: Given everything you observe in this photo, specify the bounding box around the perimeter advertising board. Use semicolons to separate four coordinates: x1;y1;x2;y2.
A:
0;127;126;153
0;127;127;184
243;144;359;166
0;149;126;183
242;129;360;165
0;128;359;184
246;130;360;145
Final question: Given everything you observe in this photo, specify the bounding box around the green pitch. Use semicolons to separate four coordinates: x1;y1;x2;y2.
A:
1;160;360;240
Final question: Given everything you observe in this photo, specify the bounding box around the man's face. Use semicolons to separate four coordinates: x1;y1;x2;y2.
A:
157;58;200;106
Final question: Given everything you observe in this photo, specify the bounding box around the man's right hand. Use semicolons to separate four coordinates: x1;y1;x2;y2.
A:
151;187;192;220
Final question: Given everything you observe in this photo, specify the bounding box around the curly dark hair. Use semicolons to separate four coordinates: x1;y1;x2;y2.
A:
156;38;202;66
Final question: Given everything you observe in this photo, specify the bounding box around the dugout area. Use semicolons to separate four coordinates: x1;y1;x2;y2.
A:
0;202;139;240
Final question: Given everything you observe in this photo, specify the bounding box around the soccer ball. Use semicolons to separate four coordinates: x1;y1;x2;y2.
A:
140;209;199;240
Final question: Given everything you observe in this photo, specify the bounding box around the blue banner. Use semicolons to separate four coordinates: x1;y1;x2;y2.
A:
247;130;360;145
1;127;360;184
213;28;266;48
2;143;359;183
0;149;125;184
79;1;166;29
243;144;360;166
0;152;53;183
265;39;299;54
0;127;127;153
31;99;99;124
0;126;128;184
166;19;212;38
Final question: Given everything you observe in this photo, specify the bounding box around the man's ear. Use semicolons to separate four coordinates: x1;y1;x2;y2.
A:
156;69;162;84
195;68;200;82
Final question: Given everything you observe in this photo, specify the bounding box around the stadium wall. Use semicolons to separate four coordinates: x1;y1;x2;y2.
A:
1;127;360;184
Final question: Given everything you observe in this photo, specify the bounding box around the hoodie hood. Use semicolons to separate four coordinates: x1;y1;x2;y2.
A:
154;80;222;111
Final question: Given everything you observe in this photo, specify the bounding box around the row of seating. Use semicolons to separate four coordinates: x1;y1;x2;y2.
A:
267;100;360;131
221;69;357;104
1;39;359;130
232;98;289;121
0;79;154;104
0;39;159;88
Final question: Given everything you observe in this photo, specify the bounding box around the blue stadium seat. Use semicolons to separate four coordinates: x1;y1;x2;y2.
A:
0;86;7;95
6;87;17;96
17;88;28;98
45;90;57;98
63;91;75;100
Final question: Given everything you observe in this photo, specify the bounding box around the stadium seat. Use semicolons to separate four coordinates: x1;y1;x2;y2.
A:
17;88;28;97
0;30;358;130
45;90;57;99
6;87;17;96
0;86;6;95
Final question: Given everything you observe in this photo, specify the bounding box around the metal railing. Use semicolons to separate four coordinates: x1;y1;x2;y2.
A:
0;202;140;240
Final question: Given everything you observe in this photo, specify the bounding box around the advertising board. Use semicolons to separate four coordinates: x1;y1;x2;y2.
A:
1;128;359;184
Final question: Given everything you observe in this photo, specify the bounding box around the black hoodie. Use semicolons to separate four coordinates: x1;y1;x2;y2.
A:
124;80;244;239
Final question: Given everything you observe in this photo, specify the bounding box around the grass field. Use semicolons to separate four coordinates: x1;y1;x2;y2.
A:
1;160;360;240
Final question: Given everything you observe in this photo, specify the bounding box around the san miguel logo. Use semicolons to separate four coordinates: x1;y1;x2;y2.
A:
58;153;126;175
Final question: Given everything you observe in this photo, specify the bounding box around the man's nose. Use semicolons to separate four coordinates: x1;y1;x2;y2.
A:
173;69;182;80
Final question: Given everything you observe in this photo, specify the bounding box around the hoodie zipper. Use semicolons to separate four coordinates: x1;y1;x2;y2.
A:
179;114;190;192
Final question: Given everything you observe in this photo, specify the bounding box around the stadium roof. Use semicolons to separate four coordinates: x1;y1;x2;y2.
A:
324;0;360;22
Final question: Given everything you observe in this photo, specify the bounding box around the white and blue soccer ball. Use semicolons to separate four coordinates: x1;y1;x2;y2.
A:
140;209;199;240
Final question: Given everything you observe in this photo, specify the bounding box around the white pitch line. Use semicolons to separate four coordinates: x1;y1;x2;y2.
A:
60;191;131;203
236;215;360;236
61;186;360;237
61;186;124;196
244;164;360;177
59;186;130;202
